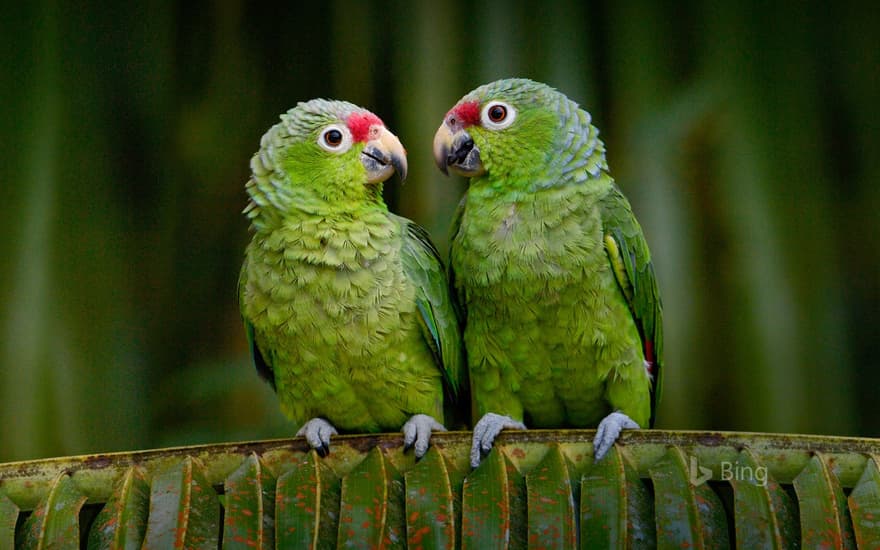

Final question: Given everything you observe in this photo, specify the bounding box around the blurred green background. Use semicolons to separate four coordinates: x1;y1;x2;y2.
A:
1;1;878;462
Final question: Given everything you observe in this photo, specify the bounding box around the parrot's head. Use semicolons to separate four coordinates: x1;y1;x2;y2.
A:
433;78;606;187
245;99;407;226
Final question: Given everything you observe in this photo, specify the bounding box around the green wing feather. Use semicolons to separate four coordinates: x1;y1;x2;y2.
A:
446;195;468;326
600;185;663;427
238;261;276;390
392;214;466;405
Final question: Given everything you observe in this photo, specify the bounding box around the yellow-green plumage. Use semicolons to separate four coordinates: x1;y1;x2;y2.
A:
435;79;662;464
454;178;650;426
240;100;462;454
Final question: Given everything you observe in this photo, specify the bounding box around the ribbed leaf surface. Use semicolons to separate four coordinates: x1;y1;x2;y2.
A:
404;446;456;549
87;466;150;549
0;491;19;548
580;444;654;548
274;449;340;548
525;445;575;549
460;447;525;549
223;453;275;549
142;456;220;549
793;453;856;549
650;446;729;549
17;473;86;549
729;448;798;548
849;455;880;548
1;430;880;548
336;446;404;549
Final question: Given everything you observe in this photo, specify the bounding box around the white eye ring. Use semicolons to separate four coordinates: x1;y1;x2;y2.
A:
481;101;516;130
317;124;352;153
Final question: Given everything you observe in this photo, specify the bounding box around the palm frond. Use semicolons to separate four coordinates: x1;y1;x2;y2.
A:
1;430;878;548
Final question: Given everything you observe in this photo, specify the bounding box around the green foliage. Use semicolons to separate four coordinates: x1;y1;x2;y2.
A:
1;431;879;547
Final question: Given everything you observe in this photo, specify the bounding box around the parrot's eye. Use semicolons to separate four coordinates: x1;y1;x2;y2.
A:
488;105;506;122
481;101;516;130
317;124;352;153
325;130;343;145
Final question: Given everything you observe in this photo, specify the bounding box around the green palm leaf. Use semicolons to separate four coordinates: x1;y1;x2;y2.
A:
1;430;878;548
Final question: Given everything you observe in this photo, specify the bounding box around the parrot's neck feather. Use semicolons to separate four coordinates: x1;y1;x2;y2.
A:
245;174;387;232
252;206;399;271
536;94;609;190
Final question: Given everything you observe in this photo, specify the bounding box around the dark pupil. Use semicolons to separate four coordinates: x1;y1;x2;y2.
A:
325;129;343;145
489;105;506;122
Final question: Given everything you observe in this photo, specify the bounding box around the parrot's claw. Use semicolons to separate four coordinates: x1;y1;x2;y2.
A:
402;414;447;459
296;418;338;457
470;413;527;468
593;411;640;461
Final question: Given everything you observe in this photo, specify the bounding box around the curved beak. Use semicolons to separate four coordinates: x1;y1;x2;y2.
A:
361;126;408;184
432;123;485;177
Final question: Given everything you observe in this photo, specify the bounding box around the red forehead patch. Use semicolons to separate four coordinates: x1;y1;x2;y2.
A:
448;101;480;128
346;112;384;142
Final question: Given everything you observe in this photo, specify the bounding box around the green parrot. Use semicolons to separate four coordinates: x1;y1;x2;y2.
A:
239;99;463;458
433;79;662;467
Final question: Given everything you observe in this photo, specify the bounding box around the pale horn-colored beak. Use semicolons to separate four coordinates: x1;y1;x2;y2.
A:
433;123;454;175
433;123;484;177
362;126;408;183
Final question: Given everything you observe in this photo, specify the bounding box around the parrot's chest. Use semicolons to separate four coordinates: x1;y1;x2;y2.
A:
453;187;644;427
243;221;444;431
453;189;632;352
454;193;611;300
245;225;417;356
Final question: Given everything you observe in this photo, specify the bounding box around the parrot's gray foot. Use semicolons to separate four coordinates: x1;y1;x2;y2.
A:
296;417;338;457
402;414;447;459
470;413;527;468
593;411;640;461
